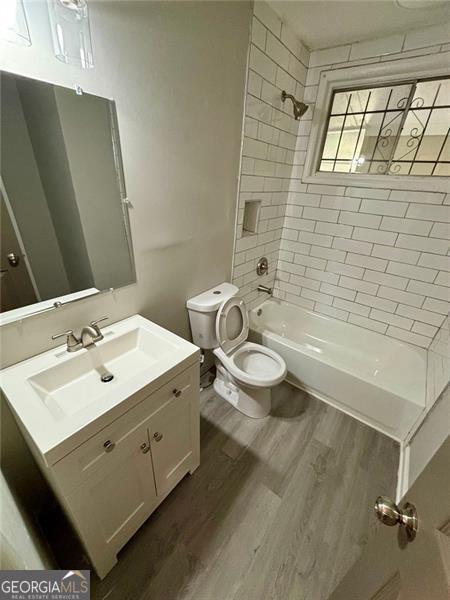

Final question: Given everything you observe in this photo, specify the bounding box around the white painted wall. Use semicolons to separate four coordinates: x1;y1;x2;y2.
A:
0;0;251;368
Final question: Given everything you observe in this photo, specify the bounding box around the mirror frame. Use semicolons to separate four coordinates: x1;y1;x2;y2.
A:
0;72;136;326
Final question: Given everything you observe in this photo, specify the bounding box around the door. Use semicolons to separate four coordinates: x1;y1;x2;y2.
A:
68;419;157;570
330;437;450;600
149;390;193;498
0;193;37;311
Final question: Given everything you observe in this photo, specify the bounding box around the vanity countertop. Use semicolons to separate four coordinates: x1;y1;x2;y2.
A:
0;315;199;465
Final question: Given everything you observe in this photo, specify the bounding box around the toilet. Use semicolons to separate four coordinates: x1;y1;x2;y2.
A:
186;283;286;418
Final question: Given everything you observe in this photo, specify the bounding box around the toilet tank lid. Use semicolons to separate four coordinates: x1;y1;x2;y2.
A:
186;282;239;312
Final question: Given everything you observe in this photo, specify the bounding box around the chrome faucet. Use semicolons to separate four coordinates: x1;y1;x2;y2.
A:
257;284;272;295
51;329;82;352
52;317;108;352
81;317;108;348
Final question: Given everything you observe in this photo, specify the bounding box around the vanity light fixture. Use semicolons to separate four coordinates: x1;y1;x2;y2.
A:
0;0;31;46
47;0;94;68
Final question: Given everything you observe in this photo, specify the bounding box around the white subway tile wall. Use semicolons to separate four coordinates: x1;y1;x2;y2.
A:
274;184;449;348
233;2;450;349
232;3;309;306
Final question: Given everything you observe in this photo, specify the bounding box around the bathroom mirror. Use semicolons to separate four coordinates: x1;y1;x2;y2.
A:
0;72;135;325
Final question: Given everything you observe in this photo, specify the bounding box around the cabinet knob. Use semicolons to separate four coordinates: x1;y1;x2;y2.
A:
103;440;115;453
153;432;163;442
140;442;150;454
173;388;182;398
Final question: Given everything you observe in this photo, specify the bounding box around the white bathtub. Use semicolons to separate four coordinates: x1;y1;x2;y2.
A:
249;299;427;442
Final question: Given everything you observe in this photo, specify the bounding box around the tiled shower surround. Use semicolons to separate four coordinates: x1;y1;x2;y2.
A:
233;2;449;349
233;1;309;308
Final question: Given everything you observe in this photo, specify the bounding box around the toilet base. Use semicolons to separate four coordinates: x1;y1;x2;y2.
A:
213;363;271;418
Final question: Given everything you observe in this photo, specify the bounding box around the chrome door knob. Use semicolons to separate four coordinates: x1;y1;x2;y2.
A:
374;496;418;541
153;432;163;442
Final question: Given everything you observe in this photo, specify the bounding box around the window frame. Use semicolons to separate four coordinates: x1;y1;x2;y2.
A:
303;52;450;193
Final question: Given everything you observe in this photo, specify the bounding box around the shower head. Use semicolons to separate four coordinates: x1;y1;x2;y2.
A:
281;90;308;120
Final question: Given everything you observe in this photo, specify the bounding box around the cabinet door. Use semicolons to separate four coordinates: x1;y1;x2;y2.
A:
149;389;193;497
68;418;157;564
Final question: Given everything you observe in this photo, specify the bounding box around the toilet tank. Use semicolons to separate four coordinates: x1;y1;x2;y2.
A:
186;282;238;349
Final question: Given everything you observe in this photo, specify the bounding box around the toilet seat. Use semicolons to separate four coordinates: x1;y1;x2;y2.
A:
214;297;286;388
214;342;286;388
215;296;249;355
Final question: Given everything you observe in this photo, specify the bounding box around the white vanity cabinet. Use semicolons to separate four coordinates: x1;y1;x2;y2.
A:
1;315;200;579
47;364;200;578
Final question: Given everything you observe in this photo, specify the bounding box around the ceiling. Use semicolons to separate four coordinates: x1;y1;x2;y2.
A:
267;0;450;50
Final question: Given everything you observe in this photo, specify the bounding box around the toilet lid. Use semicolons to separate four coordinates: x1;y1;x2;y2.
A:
215;296;249;355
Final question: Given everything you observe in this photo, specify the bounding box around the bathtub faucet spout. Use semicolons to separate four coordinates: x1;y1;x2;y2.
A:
257;284;273;295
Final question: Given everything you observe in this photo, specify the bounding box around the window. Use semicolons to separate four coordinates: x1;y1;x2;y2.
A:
319;77;449;177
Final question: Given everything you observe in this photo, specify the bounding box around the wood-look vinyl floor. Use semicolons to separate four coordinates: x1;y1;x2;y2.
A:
92;382;399;600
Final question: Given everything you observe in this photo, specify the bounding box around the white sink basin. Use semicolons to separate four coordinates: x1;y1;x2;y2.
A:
1;315;199;465
28;328;177;420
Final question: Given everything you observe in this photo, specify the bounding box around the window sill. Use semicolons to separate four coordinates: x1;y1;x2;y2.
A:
302;170;449;193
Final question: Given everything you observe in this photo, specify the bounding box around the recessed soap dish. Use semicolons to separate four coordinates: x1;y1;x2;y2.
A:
243;200;261;236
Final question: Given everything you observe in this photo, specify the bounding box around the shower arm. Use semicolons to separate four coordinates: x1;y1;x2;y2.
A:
281;90;296;104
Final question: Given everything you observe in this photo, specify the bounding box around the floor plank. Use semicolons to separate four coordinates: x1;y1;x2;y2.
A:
92;382;399;600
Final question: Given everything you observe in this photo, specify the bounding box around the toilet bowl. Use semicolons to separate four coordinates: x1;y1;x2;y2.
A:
214;342;286;418
186;283;286;418
215;342;286;388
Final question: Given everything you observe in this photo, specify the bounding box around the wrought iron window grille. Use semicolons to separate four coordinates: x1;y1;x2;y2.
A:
319;76;450;177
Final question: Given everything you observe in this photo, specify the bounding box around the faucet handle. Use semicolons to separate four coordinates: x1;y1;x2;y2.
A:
90;316;108;328
52;329;73;340
90;316;108;335
51;330;81;352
